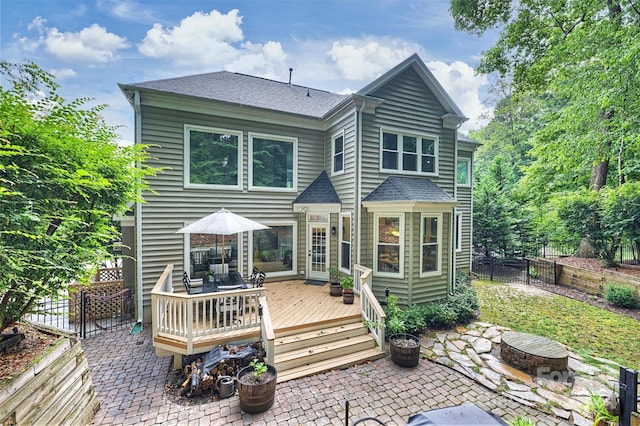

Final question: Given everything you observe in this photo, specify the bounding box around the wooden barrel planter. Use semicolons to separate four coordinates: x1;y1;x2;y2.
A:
389;333;421;367
329;282;342;297
236;364;277;414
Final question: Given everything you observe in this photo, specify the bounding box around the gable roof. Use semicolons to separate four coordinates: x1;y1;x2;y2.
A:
357;53;467;123
119;71;348;119
293;171;341;205
362;176;456;204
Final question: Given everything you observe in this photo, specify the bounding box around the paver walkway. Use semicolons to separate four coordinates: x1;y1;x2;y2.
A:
81;327;567;425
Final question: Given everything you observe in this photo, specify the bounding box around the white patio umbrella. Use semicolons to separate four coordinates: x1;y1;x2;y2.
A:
177;208;269;278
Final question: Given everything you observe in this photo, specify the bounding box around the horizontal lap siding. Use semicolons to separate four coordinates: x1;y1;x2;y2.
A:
140;105;324;312
358;68;456;304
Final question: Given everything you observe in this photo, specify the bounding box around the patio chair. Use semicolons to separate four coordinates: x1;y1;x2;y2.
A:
247;267;260;285
217;284;244;321
182;271;203;294
255;272;266;288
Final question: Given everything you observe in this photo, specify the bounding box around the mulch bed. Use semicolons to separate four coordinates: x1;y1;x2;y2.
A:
0;323;61;384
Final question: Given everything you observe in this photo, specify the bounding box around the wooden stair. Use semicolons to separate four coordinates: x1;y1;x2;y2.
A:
273;317;386;383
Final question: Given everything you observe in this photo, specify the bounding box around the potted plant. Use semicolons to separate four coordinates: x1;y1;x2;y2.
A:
204;270;216;283
236;358;278;414
328;267;342;297
385;295;421;367
341;276;354;304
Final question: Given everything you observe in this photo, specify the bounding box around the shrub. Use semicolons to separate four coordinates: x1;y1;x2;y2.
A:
604;284;639;309
398;304;426;335
445;271;480;324
421;303;457;328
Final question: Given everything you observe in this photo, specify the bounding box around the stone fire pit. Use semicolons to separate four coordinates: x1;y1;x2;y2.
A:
500;331;569;376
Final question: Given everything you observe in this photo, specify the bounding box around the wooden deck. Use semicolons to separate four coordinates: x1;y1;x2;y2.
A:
265;280;361;333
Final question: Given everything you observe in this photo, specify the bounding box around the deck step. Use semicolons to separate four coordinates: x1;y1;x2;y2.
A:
275;334;376;371
274;321;367;354
276;347;386;383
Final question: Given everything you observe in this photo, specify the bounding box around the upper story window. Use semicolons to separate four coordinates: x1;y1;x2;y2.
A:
421;213;442;276
457;158;471;186
381;129;438;175
375;214;403;277
332;132;344;175
249;133;297;191
185;125;242;189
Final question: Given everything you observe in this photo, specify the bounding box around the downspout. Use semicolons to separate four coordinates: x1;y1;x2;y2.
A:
451;130;459;295
134;89;144;325
355;100;364;266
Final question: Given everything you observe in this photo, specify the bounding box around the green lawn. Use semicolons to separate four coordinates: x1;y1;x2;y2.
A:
474;281;640;370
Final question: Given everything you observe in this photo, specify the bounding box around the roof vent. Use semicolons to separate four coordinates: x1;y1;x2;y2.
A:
288;68;293;87
306;89;310;97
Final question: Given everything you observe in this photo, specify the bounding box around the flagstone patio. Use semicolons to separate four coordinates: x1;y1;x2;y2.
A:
421;322;620;426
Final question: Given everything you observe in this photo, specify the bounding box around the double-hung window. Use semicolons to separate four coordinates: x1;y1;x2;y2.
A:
185;125;242;188
375;215;403;276
421;213;442;276
381;129;438;175
249;133;297;190
332;132;344;175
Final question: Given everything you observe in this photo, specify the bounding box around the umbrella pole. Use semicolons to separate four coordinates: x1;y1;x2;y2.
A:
221;237;225;280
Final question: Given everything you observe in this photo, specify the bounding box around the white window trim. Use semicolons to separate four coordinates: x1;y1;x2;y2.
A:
379;127;439;176
457;158;471;187
373;213;404;278
248;132;298;192
420;213;443;277
248;221;297;278
331;130;345;176
339;212;351;274
456;212;463;253
184;124;243;190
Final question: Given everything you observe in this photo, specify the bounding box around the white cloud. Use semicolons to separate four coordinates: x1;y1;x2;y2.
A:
22;18;129;64
50;68;76;79
426;60;490;131
327;38;420;81
101;0;160;23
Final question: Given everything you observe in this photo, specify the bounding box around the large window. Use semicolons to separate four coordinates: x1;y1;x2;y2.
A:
332;132;344;175
381;129;437;175
339;214;351;272
185;125;241;188
250;133;296;190
187;233;239;279
455;213;463;252
457;158;470;186
421;214;442;276
375;215;402;276
252;224;295;276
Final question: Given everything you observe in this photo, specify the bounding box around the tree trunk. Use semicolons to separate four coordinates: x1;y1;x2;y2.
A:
589;159;609;191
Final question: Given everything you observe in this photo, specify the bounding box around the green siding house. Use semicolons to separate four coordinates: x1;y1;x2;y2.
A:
119;54;477;322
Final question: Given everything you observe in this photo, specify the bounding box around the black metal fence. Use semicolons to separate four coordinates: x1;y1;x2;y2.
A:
471;255;558;285
26;287;135;338
619;366;639;426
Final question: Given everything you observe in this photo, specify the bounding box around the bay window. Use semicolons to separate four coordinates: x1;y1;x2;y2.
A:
375;215;403;276
339;214;351;272
421;214;442;275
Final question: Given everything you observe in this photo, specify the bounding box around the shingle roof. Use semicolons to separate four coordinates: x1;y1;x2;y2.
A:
121;71;349;118
293;171;340;204
362;176;455;203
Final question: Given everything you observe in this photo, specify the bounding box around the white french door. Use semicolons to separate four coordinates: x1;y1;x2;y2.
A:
307;224;329;281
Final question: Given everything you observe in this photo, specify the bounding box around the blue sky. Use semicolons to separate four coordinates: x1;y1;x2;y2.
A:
1;0;498;142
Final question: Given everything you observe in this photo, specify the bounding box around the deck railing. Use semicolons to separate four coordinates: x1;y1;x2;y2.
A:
355;264;386;351
151;264;270;356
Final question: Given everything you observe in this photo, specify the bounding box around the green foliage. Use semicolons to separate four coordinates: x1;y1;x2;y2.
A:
421;303;457;329
340;276;354;290
587;390;618;426
328;267;340;283
445;274;480;324
249;358;268;381
509;415;536;426
604;284;639;309
0;61;159;330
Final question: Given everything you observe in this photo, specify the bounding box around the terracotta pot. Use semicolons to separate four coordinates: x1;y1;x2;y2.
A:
236;364;277;414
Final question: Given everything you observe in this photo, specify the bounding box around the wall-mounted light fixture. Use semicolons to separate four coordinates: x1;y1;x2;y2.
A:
331;226;337;235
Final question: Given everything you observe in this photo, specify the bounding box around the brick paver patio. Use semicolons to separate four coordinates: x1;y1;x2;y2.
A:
82;327;567;425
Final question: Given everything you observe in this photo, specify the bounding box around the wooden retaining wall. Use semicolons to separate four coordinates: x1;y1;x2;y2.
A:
552;262;640;296
0;332;100;425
